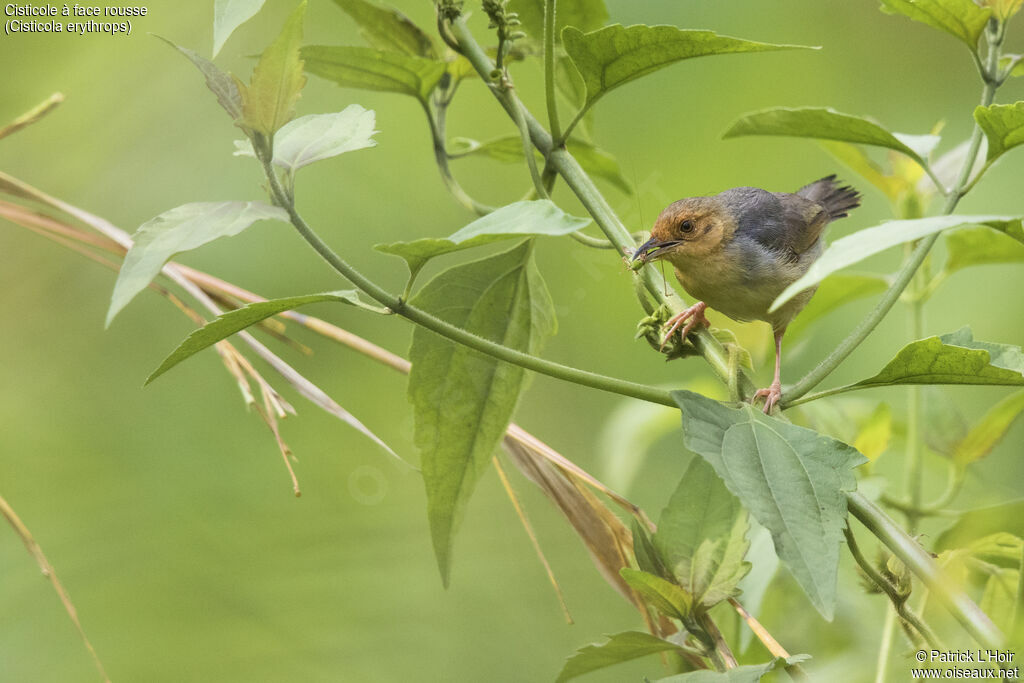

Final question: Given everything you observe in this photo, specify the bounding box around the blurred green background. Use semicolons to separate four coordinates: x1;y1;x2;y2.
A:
2;1;1023;681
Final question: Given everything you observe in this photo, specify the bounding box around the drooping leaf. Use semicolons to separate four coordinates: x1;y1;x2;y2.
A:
237;0;307;137
654;457;750;608
107;201;288;326
952;389;1024;468
879;0;991;49
853;403;892;462
302;45;447;103
847;327;1024;390
771;215;1024;312
974;102;1024;163
375;200;590;284
725;107;937;168
562;24;809;114
632;519;671;580
0;92;63;142
510;0;609;45
213;0;266;57
146;290;384;384
330;0;436;57
944;225;1024;274
619;568;694;620
673;390;866;619
654;658;791;683
938;501;1024;550
409;241;556;585
555;630;680;683
158;36;243;121
233;105;378;174
786;272;890;339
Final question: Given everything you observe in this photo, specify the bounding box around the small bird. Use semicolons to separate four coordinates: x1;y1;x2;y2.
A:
631;175;860;413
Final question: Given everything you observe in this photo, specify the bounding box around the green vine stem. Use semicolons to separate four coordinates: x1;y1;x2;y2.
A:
543;0;562;143
422;97;494;216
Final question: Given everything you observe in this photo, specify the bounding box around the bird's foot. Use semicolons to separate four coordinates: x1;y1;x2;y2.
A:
752;381;782;415
660;302;709;350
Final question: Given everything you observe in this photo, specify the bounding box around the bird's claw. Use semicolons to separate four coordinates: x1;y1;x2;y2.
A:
752;381;782;415
659;302;710;350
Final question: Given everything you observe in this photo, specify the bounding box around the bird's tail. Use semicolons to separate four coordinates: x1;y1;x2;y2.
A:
797;175;861;219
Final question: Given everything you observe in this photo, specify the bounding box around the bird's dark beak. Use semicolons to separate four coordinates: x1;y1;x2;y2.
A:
631;237;680;265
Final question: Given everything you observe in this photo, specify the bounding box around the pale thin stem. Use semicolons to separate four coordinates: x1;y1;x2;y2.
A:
543;0;562;143
422;100;494;216
728;598;808;682
874;608;897;683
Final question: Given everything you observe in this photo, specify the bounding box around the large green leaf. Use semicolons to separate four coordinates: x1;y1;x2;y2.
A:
213;0;266;57
848;327;1024;390
724;107;938;168
673;391;866;619
510;0;608;44
237;0;307;137
952;389;1024;468
555;631;680;683
107;201;288;326
879;0;991;49
331;0;436;57
158;37;243;121
654;659;789;683
654;458;750;608
146;290;381;384
302;45;446;103
975;102;1024;163
562;24;808;113
619;568;694;620
375;199;590;284
771;215;1024;312
233;105;378;174
786;272;890;340
944;225;1024;274
409;241;556;585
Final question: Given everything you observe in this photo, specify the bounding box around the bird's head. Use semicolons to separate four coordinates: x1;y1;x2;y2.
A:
630;196;737;269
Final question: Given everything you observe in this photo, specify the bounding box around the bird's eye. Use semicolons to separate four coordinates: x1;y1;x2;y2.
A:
680;220;694;233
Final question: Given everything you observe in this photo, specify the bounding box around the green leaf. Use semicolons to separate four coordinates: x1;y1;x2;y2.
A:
233;105;378;174
786;272;890;340
944;225;1024;275
157;36;243;121
509;0;608;44
974;102;1024;163
107;201;288;326
654;659;787;682
771;214;1024;312
375;199;590;284
555;631;680;683
619;568;694;620
980;567;1019;636
654;458;750;608
563;24;810;113
1001;54;1024;78
724;107;937;168
237;0;307;137
819;141;907;201
330;0;436;57
853;403;892;462
879;0;991;49
213;0;266;58
938;501;1024;551
632;519;671;580
302;45;446;103
672;390;866;619
952;389;1024;468
409;241;556;585
146;290;382;384
848;327;1024;390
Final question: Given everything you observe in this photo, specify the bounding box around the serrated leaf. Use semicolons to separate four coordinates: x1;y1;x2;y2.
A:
510;0;609;44
563;24;809;113
331;0;436;57
944;225;1024;274
787;272;890;340
771;214;1024;312
853;403;892;462
107;201;288;326
725;107;936;168
619;568;694;620
654;457;750;608
848;327;1024;390
213;0;266;58
654;659;787;682
233;105;378;174
632;519;671;580
158;36;243;121
302;45;446;102
879;0;991;49
555;630;680;683
375;199;590;283
237;0;307;137
938;501;1024;551
409;241;556;585
974;102;1024;163
146;290;383;384
952;389;1024;468
673;390;866;619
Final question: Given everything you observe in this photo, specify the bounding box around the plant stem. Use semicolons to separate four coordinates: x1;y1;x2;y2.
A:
874;608;897;683
847;491;1002;647
422;99;494;216
543;0;562;143
903;262;927;533
256;155;675;408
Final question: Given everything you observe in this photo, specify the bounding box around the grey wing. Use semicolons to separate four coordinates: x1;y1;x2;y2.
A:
772;192;830;255
718;186;816;256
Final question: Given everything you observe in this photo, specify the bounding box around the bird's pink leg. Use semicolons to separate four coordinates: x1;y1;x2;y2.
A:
753;329;785;414
660;301;710;350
